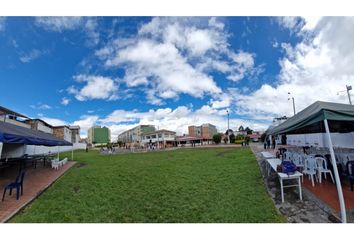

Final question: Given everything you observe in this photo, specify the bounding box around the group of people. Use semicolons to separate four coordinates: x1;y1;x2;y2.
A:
264;136;276;149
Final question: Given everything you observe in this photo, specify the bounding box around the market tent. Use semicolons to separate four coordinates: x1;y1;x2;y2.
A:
267;100;354;223
0;121;72;146
268;101;354;135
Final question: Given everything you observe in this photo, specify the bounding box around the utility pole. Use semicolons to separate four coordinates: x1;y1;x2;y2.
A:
337;85;352;105
227;110;230;144
288;92;296;116
346;85;352;105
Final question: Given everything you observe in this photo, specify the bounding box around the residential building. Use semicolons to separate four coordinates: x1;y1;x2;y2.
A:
69;125;81;144
24;119;53;134
0;105;31;129
141;129;176;148
188;125;202;137
118;125;155;143
188;123;217;140
88;126;111;144
53;126;72;143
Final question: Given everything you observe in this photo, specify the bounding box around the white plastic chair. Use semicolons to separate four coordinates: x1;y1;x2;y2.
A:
284;151;292;161
303;156;318;187
51;159;60;170
292;153;305;169
315;157;334;183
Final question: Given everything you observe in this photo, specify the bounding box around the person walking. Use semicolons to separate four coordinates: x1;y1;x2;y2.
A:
266;138;270;149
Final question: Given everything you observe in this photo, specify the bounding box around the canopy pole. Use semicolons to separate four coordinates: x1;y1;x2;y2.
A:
324;119;347;223
57;146;60;160
71;145;74;161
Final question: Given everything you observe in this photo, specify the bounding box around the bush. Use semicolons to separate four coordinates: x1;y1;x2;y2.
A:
213;133;223;144
236;134;245;140
235;140;244;145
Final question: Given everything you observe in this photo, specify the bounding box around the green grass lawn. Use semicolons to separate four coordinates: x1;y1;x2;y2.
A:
12;147;283;223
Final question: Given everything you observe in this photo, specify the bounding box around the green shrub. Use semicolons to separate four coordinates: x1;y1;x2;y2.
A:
236;134;245;140
213;133;223;144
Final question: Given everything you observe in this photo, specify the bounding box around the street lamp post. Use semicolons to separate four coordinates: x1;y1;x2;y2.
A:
346;85;352;105
227;110;230;144
288;92;296;116
337;85;352;105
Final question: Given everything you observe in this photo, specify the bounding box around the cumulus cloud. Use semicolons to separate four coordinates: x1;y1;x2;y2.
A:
95;17;260;105
61;97;70;106
234;17;354;120
68;75;119;101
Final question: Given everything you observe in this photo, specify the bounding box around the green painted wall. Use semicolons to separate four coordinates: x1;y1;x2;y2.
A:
93;127;110;143
141;126;156;135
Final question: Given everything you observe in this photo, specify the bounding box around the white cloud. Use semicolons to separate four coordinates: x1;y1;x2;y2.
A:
35;17;100;46
41;117;67;126
276;17;304;33
35;17;83;32
234;17;354;121
84;18;100;46
210;93;231;109
19;49;47;63
208;17;224;30
301;16;322;31
0;17;6;31
30;103;52;110
96;17;259;105
61;97;70;106
68;75;118;101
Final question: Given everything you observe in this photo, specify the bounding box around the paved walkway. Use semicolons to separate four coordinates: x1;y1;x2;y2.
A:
250;143;342;223
0;161;75;222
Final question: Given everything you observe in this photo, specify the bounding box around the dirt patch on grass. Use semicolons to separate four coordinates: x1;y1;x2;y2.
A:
216;150;234;157
73;186;80;193
76;163;87;168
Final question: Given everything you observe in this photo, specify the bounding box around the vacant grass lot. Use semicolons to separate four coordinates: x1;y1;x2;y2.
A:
12;147;283;223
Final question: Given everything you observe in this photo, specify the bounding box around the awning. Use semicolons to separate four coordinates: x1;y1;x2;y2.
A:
0;121;72;146
268;101;354;135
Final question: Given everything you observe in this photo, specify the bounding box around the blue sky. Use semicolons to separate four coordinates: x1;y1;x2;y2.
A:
1;16;353;139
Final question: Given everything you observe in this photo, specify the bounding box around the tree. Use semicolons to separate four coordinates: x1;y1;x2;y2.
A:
117;141;123;147
213;133;222;144
225;129;234;135
238;126;244;131
245;127;253;135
